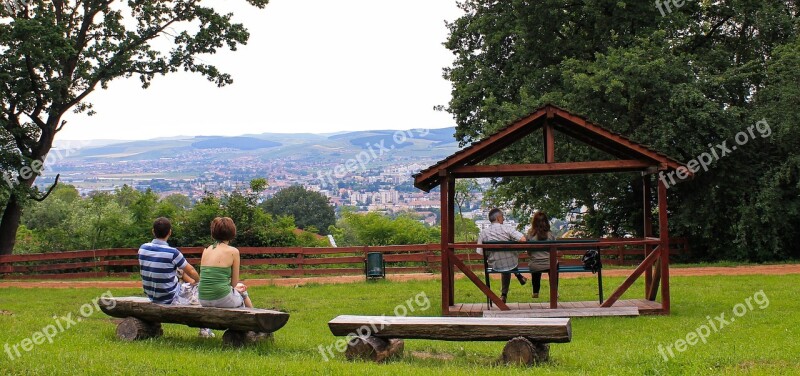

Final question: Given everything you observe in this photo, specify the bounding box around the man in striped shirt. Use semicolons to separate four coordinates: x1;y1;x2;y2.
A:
138;217;200;304
477;208;527;302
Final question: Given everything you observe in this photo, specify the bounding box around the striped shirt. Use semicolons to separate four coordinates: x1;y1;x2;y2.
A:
138;239;188;304
477;223;525;272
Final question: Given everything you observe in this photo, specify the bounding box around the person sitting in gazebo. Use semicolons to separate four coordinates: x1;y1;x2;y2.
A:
526;211;556;299
477;208;527;303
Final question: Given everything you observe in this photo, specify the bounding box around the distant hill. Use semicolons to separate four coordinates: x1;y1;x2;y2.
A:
191;137;280;150
54;127;458;164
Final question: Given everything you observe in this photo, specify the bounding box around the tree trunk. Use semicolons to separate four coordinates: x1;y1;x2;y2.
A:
345;336;404;362
0;129;57;255
116;317;163;341
0;196;23;255
222;330;273;347
502;337;549;366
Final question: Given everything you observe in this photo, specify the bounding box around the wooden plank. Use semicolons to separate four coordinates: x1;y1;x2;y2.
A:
658;178;671;314
483;307;639;318
452;160;654;178
413;111;547;191
446;173;456;306
440;172;451;314
449;249;509;310
601;246;661;307
328;315;571;343
99;297;289;333
544;121;555;163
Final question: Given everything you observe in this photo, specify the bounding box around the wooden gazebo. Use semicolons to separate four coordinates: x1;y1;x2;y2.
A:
413;104;689;316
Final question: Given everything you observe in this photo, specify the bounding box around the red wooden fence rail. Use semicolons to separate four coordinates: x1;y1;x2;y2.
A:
0;239;688;280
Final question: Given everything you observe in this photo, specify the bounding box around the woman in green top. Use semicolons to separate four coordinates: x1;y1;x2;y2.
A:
526;211;556;299
198;217;253;308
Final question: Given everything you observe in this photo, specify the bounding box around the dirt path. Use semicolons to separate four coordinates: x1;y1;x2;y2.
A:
0;264;797;289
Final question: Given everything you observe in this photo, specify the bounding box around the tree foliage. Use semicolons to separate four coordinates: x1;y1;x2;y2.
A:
261;185;335;235
331;210;440;246
0;0;269;254
442;0;799;261
17;180;310;253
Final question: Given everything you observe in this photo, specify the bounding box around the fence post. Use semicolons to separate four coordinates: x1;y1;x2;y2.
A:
297;248;304;273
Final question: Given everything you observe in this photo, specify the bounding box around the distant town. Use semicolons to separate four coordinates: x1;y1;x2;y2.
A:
36;129;498;225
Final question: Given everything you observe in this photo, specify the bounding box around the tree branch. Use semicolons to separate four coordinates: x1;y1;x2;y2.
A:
30;174;60;202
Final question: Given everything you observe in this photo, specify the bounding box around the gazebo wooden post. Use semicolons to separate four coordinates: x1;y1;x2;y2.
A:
439;171;455;314
446;174;456;306
643;175;653;298
658;178;671;314
543;120;555;163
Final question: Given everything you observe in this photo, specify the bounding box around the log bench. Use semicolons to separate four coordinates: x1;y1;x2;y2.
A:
98;297;289;347
328;315;571;365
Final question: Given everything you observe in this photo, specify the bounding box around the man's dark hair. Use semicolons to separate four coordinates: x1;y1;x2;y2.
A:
488;208;503;223
153;217;172;239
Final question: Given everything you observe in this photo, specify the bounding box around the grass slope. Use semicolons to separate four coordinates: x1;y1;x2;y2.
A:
0;274;798;375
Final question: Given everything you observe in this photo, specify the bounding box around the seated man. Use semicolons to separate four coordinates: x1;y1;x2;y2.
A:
477;208;527;303
138;217;213;337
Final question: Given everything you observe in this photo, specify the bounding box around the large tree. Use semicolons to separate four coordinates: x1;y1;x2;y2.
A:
0;0;268;254
442;0;799;260
261;185;336;234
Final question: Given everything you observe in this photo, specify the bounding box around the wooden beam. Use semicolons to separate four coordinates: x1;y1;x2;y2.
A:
648;258;662;301
552;107;686;171
600;246;661;307
544;121;555;163
413;112;547;190
658;178;671;314
483;307;640;318
549;245;558;309
452;160;654;178
439;171;451;314
449;249;509;310
328;315;572;343
643;175;653;297
447;174;456;305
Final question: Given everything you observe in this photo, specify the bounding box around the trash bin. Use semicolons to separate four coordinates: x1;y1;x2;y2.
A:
365;252;385;280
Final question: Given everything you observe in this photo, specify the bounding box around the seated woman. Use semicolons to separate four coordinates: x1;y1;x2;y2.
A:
526;211;555;299
198;217;253;308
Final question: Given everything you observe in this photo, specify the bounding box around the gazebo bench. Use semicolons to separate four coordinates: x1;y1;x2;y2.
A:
98;297;290;347
482;241;603;306
327;315;571;366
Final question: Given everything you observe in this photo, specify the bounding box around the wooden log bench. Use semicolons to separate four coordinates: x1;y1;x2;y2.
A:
99;297;289;347
328;315;571;366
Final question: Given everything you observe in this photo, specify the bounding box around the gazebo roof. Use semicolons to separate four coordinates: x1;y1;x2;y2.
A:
413;104;687;192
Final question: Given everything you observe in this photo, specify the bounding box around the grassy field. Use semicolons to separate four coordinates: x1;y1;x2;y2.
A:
0;274;798;375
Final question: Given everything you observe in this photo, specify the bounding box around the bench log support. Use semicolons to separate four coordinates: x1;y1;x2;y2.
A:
116;317;162;341
502;337;549;365
222;330;273;348
345;336;404;362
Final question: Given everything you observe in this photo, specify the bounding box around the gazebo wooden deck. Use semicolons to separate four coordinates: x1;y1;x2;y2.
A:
413;104;690;317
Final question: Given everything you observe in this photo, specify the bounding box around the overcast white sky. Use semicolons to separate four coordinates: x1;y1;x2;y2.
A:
57;0;464;141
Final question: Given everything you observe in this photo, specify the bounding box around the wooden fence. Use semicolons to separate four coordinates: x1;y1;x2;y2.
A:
0;238;688;280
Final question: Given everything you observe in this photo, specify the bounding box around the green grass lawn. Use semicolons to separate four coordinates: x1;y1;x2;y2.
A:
1;274;798;375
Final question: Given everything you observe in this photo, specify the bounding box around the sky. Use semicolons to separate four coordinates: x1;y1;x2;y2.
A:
57;0;464;141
